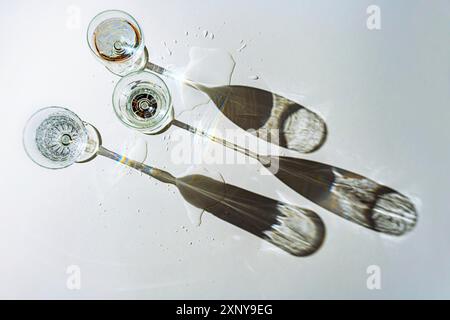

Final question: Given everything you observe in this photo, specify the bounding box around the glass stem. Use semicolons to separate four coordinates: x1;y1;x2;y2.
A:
96;145;176;184
145;61;203;91
171;119;271;166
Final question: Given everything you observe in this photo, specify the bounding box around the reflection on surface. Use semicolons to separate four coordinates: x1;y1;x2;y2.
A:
98;146;325;257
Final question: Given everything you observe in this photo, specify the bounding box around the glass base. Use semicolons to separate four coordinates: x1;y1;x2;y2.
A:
76;122;102;163
106;46;149;77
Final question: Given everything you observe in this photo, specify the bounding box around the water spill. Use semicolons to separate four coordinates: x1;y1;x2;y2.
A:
180;47;236;113
180;166;225;227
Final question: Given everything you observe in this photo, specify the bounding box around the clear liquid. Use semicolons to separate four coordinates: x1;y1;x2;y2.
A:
35;114;86;163
117;79;172;134
125;86;169;128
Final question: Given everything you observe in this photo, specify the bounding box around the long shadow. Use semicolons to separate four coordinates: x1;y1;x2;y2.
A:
146;60;327;154
180;84;417;236
193;84;328;154
145;62;417;236
98;146;326;257
266;157;418;236
177;174;326;257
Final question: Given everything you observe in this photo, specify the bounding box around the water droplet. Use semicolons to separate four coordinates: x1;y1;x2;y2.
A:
185;31;189;36
237;43;247;52
163;41;172;56
249;75;259;80
203;30;208;38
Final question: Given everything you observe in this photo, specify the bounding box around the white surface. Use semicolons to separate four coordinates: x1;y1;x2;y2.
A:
0;0;449;299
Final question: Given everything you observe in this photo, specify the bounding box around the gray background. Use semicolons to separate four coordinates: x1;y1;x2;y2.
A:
0;0;449;299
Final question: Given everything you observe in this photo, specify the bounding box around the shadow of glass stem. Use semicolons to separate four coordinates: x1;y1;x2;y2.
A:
97;146;325;257
156;109;416;236
146;62;327;154
145;62;416;236
199;85;327;154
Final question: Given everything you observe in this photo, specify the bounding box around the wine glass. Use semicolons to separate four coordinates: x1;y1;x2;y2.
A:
87;10;147;76
86;10;328;154
112;70;173;134
23;107;325;257
23;107;100;169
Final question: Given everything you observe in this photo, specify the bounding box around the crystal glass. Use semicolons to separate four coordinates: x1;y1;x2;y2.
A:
23;107;100;169
23;107;325;257
87;10;147;76
112;71;173;134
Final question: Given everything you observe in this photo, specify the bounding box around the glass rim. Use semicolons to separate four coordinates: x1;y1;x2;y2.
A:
112;70;173;132
23;106;88;170
86;9;145;63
